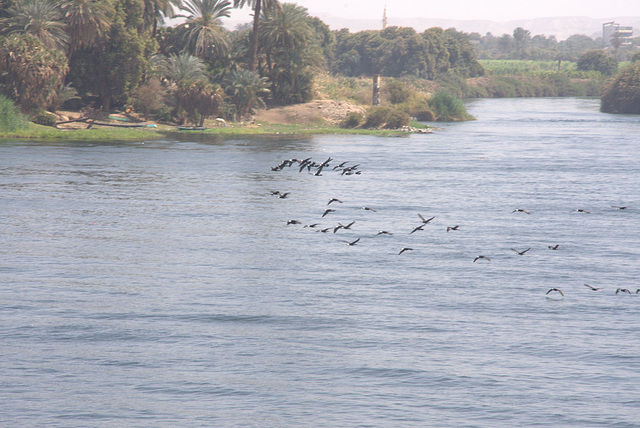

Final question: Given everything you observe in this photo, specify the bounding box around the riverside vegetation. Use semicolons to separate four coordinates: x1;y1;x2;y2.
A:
1;0;639;139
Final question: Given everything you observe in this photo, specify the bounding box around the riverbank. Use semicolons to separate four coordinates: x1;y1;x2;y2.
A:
1;100;434;141
0;121;419;142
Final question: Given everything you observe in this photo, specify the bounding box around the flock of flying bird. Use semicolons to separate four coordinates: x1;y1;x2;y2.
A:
268;156;634;299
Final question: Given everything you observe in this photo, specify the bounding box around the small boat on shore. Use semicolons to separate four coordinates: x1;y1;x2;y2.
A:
177;126;209;131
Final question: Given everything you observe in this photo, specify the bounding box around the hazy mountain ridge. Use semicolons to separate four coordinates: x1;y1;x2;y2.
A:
314;15;640;40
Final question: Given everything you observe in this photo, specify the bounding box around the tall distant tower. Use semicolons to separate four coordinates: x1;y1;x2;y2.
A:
382;5;388;30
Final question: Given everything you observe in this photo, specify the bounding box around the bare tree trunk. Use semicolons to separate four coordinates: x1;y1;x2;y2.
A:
248;0;261;71
102;94;111;112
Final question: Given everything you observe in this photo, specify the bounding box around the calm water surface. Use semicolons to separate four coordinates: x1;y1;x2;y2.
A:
1;98;639;427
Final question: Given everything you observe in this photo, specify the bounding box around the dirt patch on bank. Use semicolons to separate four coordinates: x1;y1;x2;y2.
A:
252;100;366;125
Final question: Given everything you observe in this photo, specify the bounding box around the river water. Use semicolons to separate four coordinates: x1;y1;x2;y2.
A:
1;98;639;427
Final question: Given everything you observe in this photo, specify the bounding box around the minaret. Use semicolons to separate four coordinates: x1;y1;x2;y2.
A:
382;5;388;30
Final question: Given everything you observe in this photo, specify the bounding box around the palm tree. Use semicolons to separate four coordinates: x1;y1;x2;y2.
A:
225;68;269;118
232;0;279;71
0;0;68;51
0;34;69;112
259;2;311;66
176;82;224;126
57;0;113;52
258;3;318;104
151;52;208;86
143;0;183;37
173;0;232;61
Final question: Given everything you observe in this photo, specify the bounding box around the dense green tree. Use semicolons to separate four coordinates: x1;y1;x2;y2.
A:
172;0;231;61
0;0;68;51
561;34;600;59
577;50;618;75
373;26;429;77
421;27;450;79
67;0;149;111
443;28;484;77
306;16;335;67
0;34;68;112
600;62;640;114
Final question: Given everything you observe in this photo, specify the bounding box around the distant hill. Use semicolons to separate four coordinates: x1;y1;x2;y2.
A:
310;15;640;41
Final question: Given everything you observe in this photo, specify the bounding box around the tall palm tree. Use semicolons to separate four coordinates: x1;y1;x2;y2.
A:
57;0;113;52
0;0;68;51
174;0;232;61
143;0;182;37
232;0;279;71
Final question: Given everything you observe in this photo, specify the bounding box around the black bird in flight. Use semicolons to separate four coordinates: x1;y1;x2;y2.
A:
342;238;360;246
616;288;632;295
611;206;628;210
512;209;530;214
377;230;393;235
583;283;602;291
574;209;590;213
286;220;301;225
546;288;564;296
327;198;343;205
473;255;491;263
447;225;459;232
322;208;335;218
361;207;377;212
418;214;435;224
278;192;290;199
548;244;560;250
511;248;531;255
333;161;348;170
334;221;355;233
398;247;414;255
410;224;425;234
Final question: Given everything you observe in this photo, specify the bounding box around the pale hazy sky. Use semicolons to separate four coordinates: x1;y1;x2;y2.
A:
228;0;640;23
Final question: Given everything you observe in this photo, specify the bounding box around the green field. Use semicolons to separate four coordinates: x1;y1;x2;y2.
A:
479;60;604;79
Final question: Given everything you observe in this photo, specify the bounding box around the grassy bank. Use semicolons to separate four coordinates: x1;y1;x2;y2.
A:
0;121;410;142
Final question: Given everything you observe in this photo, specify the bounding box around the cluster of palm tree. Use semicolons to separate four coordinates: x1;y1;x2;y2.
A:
0;0;326;123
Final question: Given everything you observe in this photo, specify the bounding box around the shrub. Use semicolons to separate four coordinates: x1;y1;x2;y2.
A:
362;106;411;129
601;62;640;114
32;111;58;127
340;111;363;128
385;80;411;104
0;95;28;131
428;91;473;121
414;109;435;121
153;107;173;124
363;106;393;128
132;79;165;120
384;109;410;128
